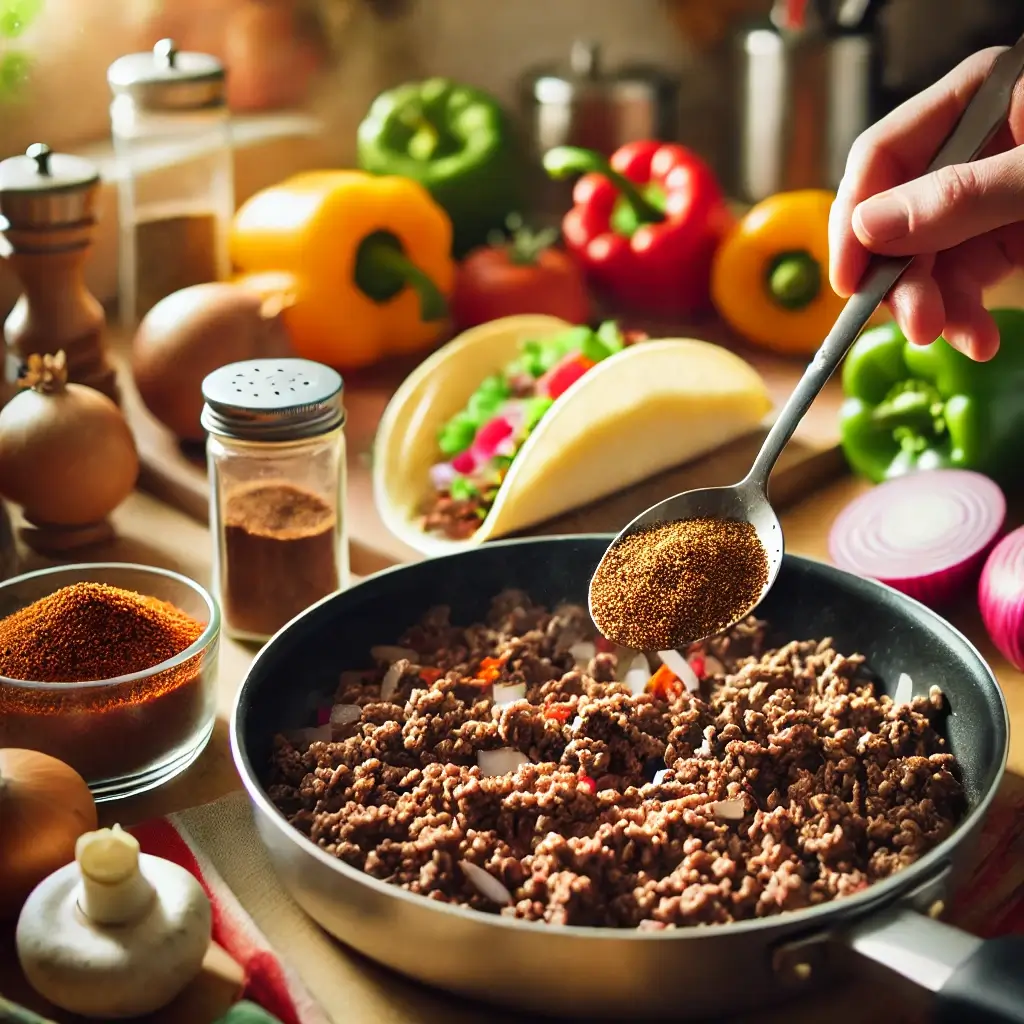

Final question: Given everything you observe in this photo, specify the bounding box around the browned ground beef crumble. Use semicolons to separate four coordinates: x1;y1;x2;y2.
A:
267;591;965;929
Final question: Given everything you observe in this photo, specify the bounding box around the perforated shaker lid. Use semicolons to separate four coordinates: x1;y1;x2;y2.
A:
201;359;344;442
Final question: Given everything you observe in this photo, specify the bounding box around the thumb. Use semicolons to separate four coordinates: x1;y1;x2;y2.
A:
852;147;1024;254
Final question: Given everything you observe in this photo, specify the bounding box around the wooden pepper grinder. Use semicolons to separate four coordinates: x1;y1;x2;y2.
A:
0;143;119;406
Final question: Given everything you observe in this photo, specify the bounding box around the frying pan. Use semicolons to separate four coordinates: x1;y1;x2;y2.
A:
231;536;1024;1022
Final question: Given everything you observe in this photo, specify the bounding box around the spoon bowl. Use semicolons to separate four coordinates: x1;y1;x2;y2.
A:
588;477;785;649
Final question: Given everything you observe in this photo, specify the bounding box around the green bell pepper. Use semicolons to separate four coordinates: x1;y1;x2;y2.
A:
356;77;520;258
840;309;1024;485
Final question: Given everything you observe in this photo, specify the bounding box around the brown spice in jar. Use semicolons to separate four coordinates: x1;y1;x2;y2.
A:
590;517;769;650
0;583;211;784
222;480;339;638
134;213;219;319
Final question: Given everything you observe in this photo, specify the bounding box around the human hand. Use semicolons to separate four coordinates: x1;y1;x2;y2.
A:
829;46;1024;360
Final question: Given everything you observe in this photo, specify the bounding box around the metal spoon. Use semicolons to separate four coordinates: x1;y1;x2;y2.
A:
590;31;1024;649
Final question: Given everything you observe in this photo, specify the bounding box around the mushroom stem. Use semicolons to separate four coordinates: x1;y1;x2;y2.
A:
75;826;155;926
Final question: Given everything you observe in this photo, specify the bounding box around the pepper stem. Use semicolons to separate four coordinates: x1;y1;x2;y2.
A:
871;388;946;436
543;146;665;225
766;251;821;311
354;230;447;322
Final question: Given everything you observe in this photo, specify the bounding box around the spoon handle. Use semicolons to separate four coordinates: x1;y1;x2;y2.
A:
745;254;909;490
744;31;1024;493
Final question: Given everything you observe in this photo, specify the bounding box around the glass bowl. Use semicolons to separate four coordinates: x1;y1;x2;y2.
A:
0;563;220;802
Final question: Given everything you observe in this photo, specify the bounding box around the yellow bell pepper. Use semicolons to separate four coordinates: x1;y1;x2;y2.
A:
710;189;845;357
231;170;455;371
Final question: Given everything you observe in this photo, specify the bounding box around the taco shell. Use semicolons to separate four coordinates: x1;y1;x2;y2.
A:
374;315;773;556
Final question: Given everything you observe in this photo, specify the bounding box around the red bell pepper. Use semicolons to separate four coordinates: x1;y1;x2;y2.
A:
543;140;732;316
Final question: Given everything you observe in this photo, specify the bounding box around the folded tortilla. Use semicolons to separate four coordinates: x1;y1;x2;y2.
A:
374;315;773;556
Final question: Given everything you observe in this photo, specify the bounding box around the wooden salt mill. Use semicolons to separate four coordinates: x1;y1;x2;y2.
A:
0;143;118;406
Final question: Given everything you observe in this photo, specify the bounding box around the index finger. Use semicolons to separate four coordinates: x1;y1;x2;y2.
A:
828;46;1008;297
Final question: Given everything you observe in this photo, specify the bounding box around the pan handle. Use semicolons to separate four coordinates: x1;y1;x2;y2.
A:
846;906;1024;1023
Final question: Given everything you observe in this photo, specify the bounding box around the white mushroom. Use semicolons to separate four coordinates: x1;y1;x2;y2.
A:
16;825;212;1018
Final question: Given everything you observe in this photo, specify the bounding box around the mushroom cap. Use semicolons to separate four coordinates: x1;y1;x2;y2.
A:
15;853;212;1018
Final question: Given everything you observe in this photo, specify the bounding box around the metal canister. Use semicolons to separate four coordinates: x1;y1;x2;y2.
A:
731;11;880;203
519;41;680;220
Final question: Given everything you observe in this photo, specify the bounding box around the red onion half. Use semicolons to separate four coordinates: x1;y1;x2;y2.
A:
828;470;1006;609
979;525;1024;671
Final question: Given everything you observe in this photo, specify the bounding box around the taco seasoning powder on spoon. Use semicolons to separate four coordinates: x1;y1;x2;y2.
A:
202;359;349;643
590;517;769;650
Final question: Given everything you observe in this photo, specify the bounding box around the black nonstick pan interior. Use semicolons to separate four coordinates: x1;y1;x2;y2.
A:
237;534;1005;811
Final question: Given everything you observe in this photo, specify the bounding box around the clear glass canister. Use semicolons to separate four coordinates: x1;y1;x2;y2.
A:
108;39;233;328
201;359;349;643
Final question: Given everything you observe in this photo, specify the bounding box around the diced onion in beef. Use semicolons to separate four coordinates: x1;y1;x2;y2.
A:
704;655;726;677
894;672;914;705
477;748;530;777
380;663;403;701
569;641;596;667
492;682;527;706
652;769;671;786
569;715;585;735
371;645;417;664
329;703;362;728
624;654;651;695
459;861;513;905
283;724;332;746
658;649;701;693
710;798;745;821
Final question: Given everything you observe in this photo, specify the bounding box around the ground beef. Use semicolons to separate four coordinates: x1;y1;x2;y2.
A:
267;591;964;929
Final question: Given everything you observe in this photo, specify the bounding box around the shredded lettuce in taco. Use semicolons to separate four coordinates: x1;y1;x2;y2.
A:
423;321;644;539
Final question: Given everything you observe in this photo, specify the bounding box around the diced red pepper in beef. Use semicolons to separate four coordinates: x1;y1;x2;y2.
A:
475;654;508;683
543;703;573;723
578;774;598;795
419;667;444;684
648;663;682;700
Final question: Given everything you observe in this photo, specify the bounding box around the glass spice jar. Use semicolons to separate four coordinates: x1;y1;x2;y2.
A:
201;358;349;643
107;39;233;328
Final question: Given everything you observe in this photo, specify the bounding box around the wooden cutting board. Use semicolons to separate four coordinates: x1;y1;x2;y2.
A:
116;315;850;573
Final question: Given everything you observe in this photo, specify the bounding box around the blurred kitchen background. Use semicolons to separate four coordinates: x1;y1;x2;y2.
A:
2;0;1024;311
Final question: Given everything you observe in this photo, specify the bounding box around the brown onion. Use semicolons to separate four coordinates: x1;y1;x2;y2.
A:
0;748;98;920
131;282;293;442
0;352;138;526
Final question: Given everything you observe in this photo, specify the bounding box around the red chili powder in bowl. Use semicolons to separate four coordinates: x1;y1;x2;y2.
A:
0;582;213;786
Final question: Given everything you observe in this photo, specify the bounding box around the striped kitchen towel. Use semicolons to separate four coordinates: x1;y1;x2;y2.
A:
129;811;330;1024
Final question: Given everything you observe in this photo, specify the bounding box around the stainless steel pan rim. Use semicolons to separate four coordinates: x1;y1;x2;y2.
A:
229;536;1009;945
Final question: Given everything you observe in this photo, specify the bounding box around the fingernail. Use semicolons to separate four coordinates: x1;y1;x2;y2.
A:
855;195;910;243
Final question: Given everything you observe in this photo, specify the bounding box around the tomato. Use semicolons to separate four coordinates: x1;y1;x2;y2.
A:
451;229;591;331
